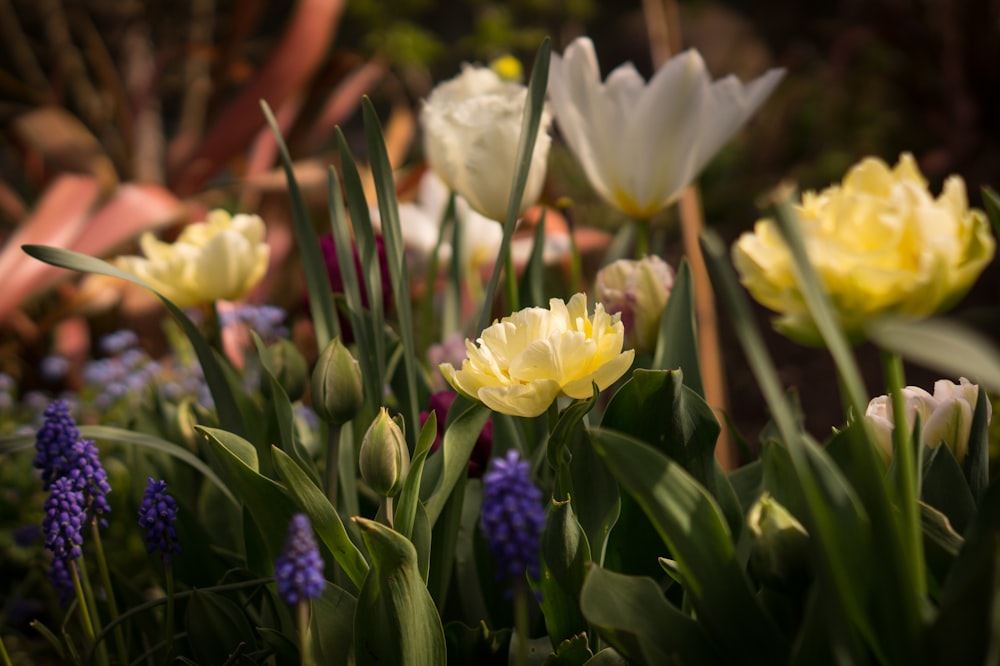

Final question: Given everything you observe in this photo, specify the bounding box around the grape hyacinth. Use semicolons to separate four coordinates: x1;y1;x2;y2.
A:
480;450;546;591
138;478;181;562
274;514;325;605
42;477;87;605
34;400;112;525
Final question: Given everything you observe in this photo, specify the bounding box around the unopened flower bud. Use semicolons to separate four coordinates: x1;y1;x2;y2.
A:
747;493;810;591
359;408;410;497
262;339;308;401
311;337;364;425
595;256;675;353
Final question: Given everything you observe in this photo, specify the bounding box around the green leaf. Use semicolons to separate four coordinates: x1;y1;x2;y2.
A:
477;38;552;333
518;208;548;308
197;427;299;567
363;97;421;443
260;100;339;349
534;498;591;649
354;518;447;666
444;621;511;666
421;401;490;525
921;442;976;534
396;411;438;541
652;259;703;396
20;245;247;438
184;589;256;665
582;648;628;665
271;445;369;590
309;584;358;666
567;427;620;567
253;333;319;486
580;566;718;666
982;186;1000;240
966;387;991;502
867;316;1000;396
588;427;787;662
544;634;593;666
73;425;238;507
547;386;598;490
928;476;1000;664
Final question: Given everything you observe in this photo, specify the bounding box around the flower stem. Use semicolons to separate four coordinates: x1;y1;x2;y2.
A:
165;561;176;663
298;600;316;666
632;218;649;258
0;632;11;666
504;247;519;313
71;559;108;666
326;422;342;508
90;521;128;666
384;496;395;528
513;581;530;666
881;350;926;599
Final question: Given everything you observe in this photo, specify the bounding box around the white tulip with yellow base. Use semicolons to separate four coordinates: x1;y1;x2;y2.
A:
440;293;635;417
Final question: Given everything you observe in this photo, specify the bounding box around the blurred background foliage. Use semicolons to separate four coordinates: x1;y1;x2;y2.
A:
0;0;999;443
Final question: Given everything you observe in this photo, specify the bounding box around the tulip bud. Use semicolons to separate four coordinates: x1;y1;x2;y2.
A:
359;408;410;497
311;337;364;425
262;339;308;402
747;493;810;591
595;256;675;353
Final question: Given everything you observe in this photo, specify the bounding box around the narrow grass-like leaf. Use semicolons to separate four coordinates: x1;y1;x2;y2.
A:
589;427;787;663
272;446;369;590
477;38;552;333
652;259;704;396
21;245;247;439
334;131;387;411
518;208;547;308
260;100;339;349
362;97;421;443
983;186;1000;240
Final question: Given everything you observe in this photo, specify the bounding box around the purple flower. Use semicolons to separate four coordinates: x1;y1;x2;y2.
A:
42;477;86;605
480;450;546;591
138;478;180;562
34;400;112;525
274;514;325;605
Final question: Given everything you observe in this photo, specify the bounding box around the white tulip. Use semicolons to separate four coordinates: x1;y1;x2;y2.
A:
548;37;784;219
420;65;552;222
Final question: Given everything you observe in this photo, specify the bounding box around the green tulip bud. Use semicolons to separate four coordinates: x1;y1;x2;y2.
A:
311;337;364;425
262;339;308;401
359;408;410;497
747;493;810;591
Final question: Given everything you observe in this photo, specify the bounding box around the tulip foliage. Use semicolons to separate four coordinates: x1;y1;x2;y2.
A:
11;36;1000;666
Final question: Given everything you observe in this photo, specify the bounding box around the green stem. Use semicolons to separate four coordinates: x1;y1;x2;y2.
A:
513;581;530;666
0;632;11;666
165;561;176;663
326;422;342;508
504;248;519;314
881;350;925;601
202;301;224;356
71;560;105;666
298;601;316;666
90;522;127;666
633;218;649;258
384;496;394;529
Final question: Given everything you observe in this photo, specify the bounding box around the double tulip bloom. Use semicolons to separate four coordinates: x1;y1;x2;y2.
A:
440;293;634;417
865;377;990;465
420;64;552;223
118;209;269;308
733;153;995;343
547;37;784;220
594;256;675;353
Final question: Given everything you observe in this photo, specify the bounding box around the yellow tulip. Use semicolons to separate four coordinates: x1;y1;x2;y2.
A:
118;209;269;308
439;293;635;417
732;153;995;343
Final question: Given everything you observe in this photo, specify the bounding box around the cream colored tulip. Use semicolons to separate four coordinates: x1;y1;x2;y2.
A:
439;293;635;417
864;378;990;465
547;36;783;220
733;153;995;344
420;64;552;222
118;209;269;308
594;256;675;353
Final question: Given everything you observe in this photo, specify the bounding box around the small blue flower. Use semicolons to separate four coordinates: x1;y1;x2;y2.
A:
138;478;180;562
40;355;70;383
34;400;112;525
274;514;325;605
42;477;86;605
99;329;139;356
479;450;546;590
